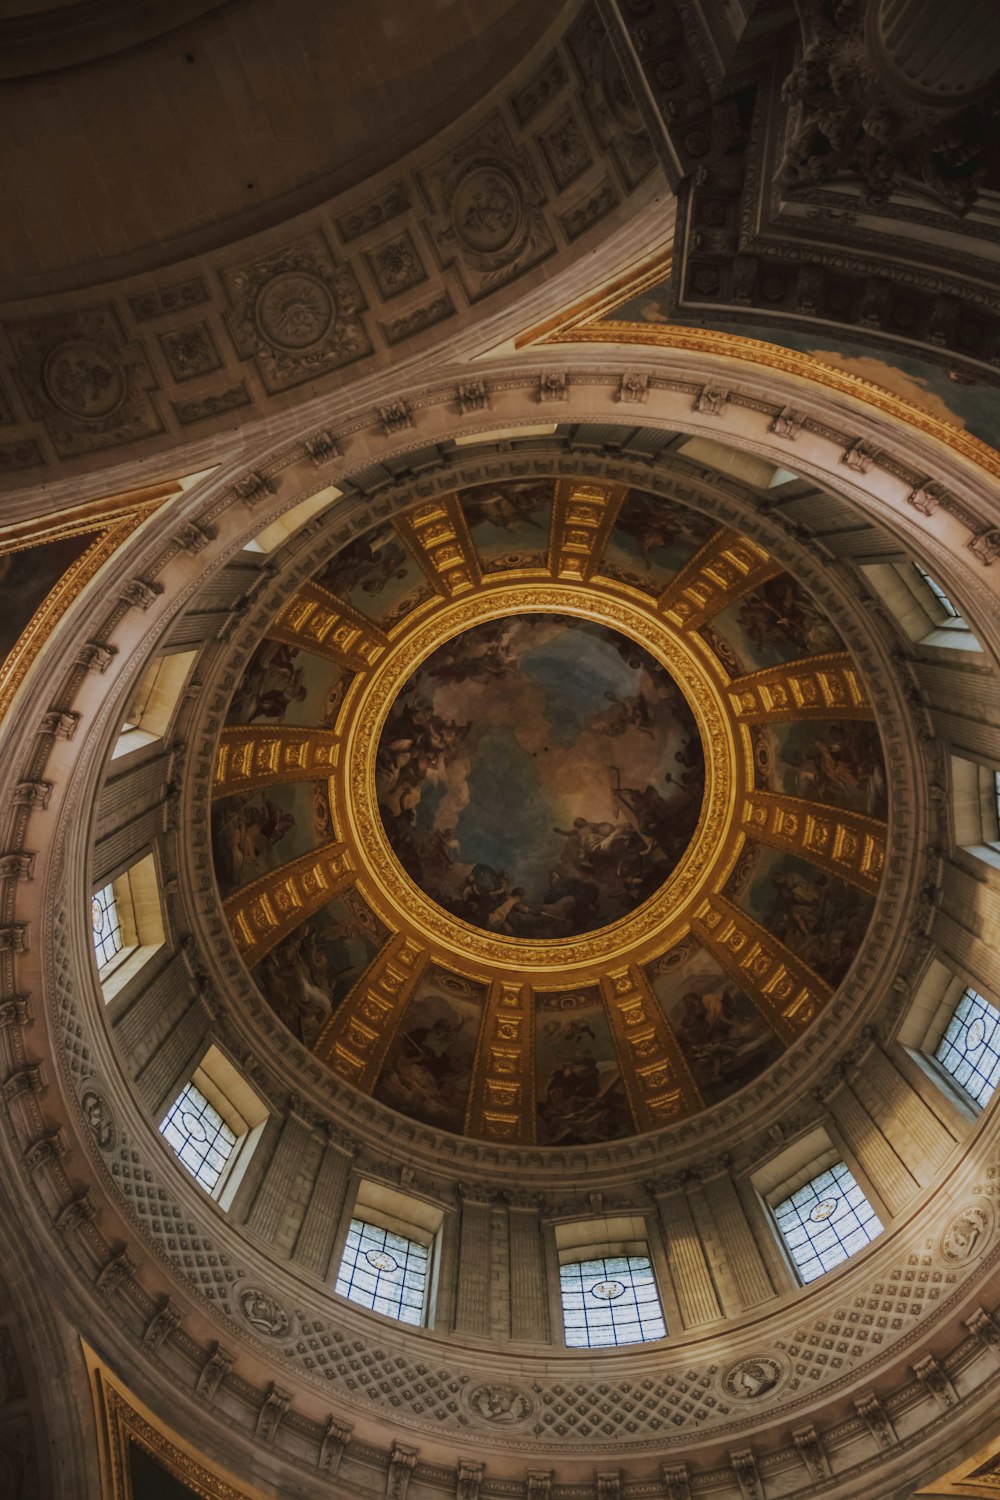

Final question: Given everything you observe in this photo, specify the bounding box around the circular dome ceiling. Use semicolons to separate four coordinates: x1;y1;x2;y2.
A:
212;476;888;1146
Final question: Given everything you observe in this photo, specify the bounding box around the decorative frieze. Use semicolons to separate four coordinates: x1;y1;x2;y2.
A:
657;529;780;631
270;581;387;669
212;726;340;797
728;652;873;721
741;790;886;894
394;495;481;599
465;981;535;1142
602;965;703;1127
548;478;623;580
223;842;354;966
314;934;427;1085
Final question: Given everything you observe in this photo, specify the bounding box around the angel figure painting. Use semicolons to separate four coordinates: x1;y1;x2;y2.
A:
375;613;705;939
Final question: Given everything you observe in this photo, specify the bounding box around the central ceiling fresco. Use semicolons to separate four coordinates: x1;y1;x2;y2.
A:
375;614;704;940
212;476;888;1146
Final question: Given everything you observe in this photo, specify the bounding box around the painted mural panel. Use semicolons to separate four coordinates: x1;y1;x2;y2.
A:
375;614;705;938
759;719;887;818
0;530;98;663
226;638;353;727
535;988;633;1145
252;887;389;1049
600;488;715;597
457;480;553;573
311;522;432;628
646;942;783;1105
735;846;875;988
212;780;329;897
701;573;843;675
373;968;485;1134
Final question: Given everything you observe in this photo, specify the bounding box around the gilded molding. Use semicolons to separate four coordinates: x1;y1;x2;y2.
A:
313;932;428;1086
690;893;833;1043
394;493;482;598
601;965;704;1128
213;726;340;798
656;529;781;631
548;478;625;581
270;581;386;669
728;654;872;722
223;842;354;966
334;578;745;980
742;791;886;895
464;981;536;1143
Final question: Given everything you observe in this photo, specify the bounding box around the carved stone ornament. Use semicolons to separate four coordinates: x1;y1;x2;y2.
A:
235;1286;295;1340
194;1345;233;1404
968;528;1000;566
537;371;568;402
464;1382;533;1425
456;379;489;414
319;1417;352;1475
223;230;371;393
661;1462;692;1500
616;371;649;403
779;1;998;213
7;302;163;458
939;1198;995;1264
387;1441;417;1499
721;1355;786;1401
424;114;555;300
456;1459;484;1500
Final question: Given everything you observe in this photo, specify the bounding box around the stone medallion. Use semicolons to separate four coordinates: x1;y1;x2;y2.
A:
42;341;126;420
721;1354;787;1400
255;271;335;350
451;166;523;254
939;1198;995;1265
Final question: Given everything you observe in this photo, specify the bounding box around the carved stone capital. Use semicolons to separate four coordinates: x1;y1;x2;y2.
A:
175;520;215;554
0;852;35;881
536;372;568;402
12;780;52;809
142;1298;181;1352
456;380;489;414
305;428;341;464
256;1383;291;1443
120;577;163;611
39;709;80;740
319;1417;352;1475
195;1344;233;1404
232;470;276;506
378;400;413;435
77;641;118;673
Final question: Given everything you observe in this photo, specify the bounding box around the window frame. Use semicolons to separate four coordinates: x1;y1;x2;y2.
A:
931;985;1000;1112
332;1180;444;1328
334;1217;433;1328
769;1158;884;1285
553;1214;668;1349
157;1044;268;1209
557;1249;667;1349
91;852;167;1003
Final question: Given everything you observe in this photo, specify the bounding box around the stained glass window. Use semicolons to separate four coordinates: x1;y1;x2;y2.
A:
913;563;959;619
334;1219;430;1326
159;1082;238;1193
559;1254;666;1348
91;882;126;971
773;1161;883;1283
934;986;1000;1110
993;771;1000;835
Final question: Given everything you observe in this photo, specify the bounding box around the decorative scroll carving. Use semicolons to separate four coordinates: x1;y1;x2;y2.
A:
601;965;703;1127
194;1345;233;1404
223;842;354;965
657;530;780;631
387;1441;417;1498
394;495;481;599
548;479;624;581
661;1462;692;1500
456;1459;484;1500
730;1447;762;1500
270;581;387;669
855;1391;897;1448
464;981;535;1142
212;726;340;797
913;1353;958;1410
313;934;427;1085
319;1417;352;1474
729;653;873;721
793;1424;831;1481
741;791;886;894
690;893;832;1041
255;1383;291;1443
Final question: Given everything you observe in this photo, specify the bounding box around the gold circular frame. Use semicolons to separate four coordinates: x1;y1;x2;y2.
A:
333;580;751;983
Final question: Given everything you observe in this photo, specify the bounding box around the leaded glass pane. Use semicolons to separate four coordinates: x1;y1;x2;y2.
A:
913;563;959;618
935;987;1000;1109
159;1082;238;1193
92;882;125;971
773;1161;882;1283
335;1219;430;1326
559;1254;666;1348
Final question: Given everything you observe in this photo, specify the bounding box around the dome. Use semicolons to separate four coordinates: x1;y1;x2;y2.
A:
2;4;1000;1500
211;479;886;1144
